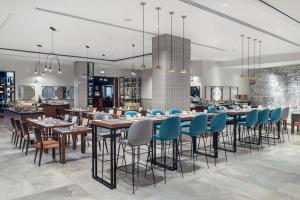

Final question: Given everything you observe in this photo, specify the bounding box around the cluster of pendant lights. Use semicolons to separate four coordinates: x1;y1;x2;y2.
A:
240;34;262;80
34;26;62;77
131;2;188;75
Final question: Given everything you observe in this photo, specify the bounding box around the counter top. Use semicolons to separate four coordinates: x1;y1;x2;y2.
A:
6;108;44;115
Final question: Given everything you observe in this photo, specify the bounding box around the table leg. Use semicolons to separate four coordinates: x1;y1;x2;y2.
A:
213;132;218;158
233;115;237;152
72;133;77;150
61;134;66;164
81;133;86;153
291;120;294;134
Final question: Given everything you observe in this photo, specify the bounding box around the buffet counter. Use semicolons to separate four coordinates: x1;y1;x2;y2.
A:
4;108;44;130
41;103;70;118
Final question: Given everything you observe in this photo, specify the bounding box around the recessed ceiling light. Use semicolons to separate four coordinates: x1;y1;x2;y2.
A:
124;18;132;22
222;3;228;7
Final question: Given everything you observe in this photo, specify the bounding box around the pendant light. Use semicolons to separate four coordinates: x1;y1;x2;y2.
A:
35;44;43;76
82;45;90;79
247;36;251;79
100;54;105;74
180;15;187;74
44;26;62;74
155;7;161;70
258;40;262;80
168;11;175;73
140;2;146;70
240;34;246;79
131;44;136;76
252;38;257;80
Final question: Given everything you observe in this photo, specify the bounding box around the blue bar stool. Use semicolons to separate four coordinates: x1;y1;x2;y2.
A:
207;112;227;165
152;116;183;183
169;107;190;127
207;106;217;113
267;107;282;144
150;109;165;116
124;110;138;117
238;109;258;154
257;108;269;148
280;107;290;143
181;114;209;172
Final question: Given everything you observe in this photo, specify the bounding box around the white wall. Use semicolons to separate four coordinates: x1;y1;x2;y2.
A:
0;57;74;102
139;69;152;99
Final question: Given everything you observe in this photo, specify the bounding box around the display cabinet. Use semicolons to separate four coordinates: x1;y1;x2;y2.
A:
0;71;15;115
119;77;141;109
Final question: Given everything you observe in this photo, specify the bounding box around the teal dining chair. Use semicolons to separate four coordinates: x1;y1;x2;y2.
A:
181;113;209;172
152;116;183;183
257;108;269;147
169;107;190;127
150;109;165;116
206;112;227;165
124;110;138;117
207;106;217;113
267;107;282;144
238;109;258;154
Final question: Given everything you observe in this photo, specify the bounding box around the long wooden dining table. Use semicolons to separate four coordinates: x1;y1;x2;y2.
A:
91;113;216;189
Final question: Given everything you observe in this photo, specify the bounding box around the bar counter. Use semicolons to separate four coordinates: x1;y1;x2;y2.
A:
4;108;44;130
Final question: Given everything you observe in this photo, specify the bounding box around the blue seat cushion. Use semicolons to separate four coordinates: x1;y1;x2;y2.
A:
180;121;190;127
240;115;246;120
226;117;234;121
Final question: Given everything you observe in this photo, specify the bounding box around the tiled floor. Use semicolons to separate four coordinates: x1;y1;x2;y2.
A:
1;121;300;200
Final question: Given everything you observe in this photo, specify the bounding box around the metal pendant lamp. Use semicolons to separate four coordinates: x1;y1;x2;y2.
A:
34;44;44;76
155;6;162;70
100;54;105;74
240;34;246;79
168;11;175;73
180;15;187;74
257;40;262;80
131;44;136;76
44;26;62;74
140;2;146;70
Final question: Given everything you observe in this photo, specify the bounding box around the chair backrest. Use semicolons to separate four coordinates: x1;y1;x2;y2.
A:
257;108;269;125
21;122;30;137
124;110;138;117
64;114;70;121
210;112;226;132
15;120;23;136
93;112;113;120
280;107;289;120
219;106;226;111
245;109;258;126
10;118;16;130
150;109;165;116
270;107;282;123
71;116;78;124
127;119;153;145
207;106;217;113
189;114;208;136
81;118;89;126
169;108;182;115
159;116;181;140
33;128;43;143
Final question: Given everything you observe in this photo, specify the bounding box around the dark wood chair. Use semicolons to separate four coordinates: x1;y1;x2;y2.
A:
21;122;35;155
10;118;17;144
33;128;61;167
14;120;24;149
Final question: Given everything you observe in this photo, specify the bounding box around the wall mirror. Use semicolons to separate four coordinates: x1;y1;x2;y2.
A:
42;86;74;100
211;86;223;101
19;85;35;101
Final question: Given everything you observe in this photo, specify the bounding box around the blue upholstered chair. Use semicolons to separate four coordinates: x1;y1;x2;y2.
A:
266;107;282;144
169;108;182;114
181;114;209;171
257;108;269;125
206;112;227;164
207;106;217;113
238;109;258;153
150;109;165;116
269;107;281;123
124;110;138;117
153;116;183;183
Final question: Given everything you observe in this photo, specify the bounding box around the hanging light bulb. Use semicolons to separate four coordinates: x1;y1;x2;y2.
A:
168;11;175;73
42;70;46;76
155;7;162;70
247;36;251;80
140;2;146;70
258;40;262;80
251;38;257;81
240;35;246;79
180;15;187;74
44;26;62;74
100;54;105;74
34;44;43;76
131;44;136;76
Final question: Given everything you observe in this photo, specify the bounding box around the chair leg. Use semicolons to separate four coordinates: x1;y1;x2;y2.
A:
176;140;184;178
25;140;30;156
192;137;196;174
52;148;56;159
163;142;166;184
202;135;209;169
21;139;26;152
148;145;156;187
221;132;228;162
104;138;109;154
34;147;38;163
15;136;19;147
132;146;135;194
11;132;15;144
38;147;43;167
116;142;122;166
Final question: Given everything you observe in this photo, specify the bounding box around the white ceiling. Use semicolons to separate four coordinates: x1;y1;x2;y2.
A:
0;0;299;68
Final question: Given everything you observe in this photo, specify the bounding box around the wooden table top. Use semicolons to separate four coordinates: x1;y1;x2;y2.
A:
53;126;92;134
91;113;215;129
64;109;90;113
27;118;74;129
